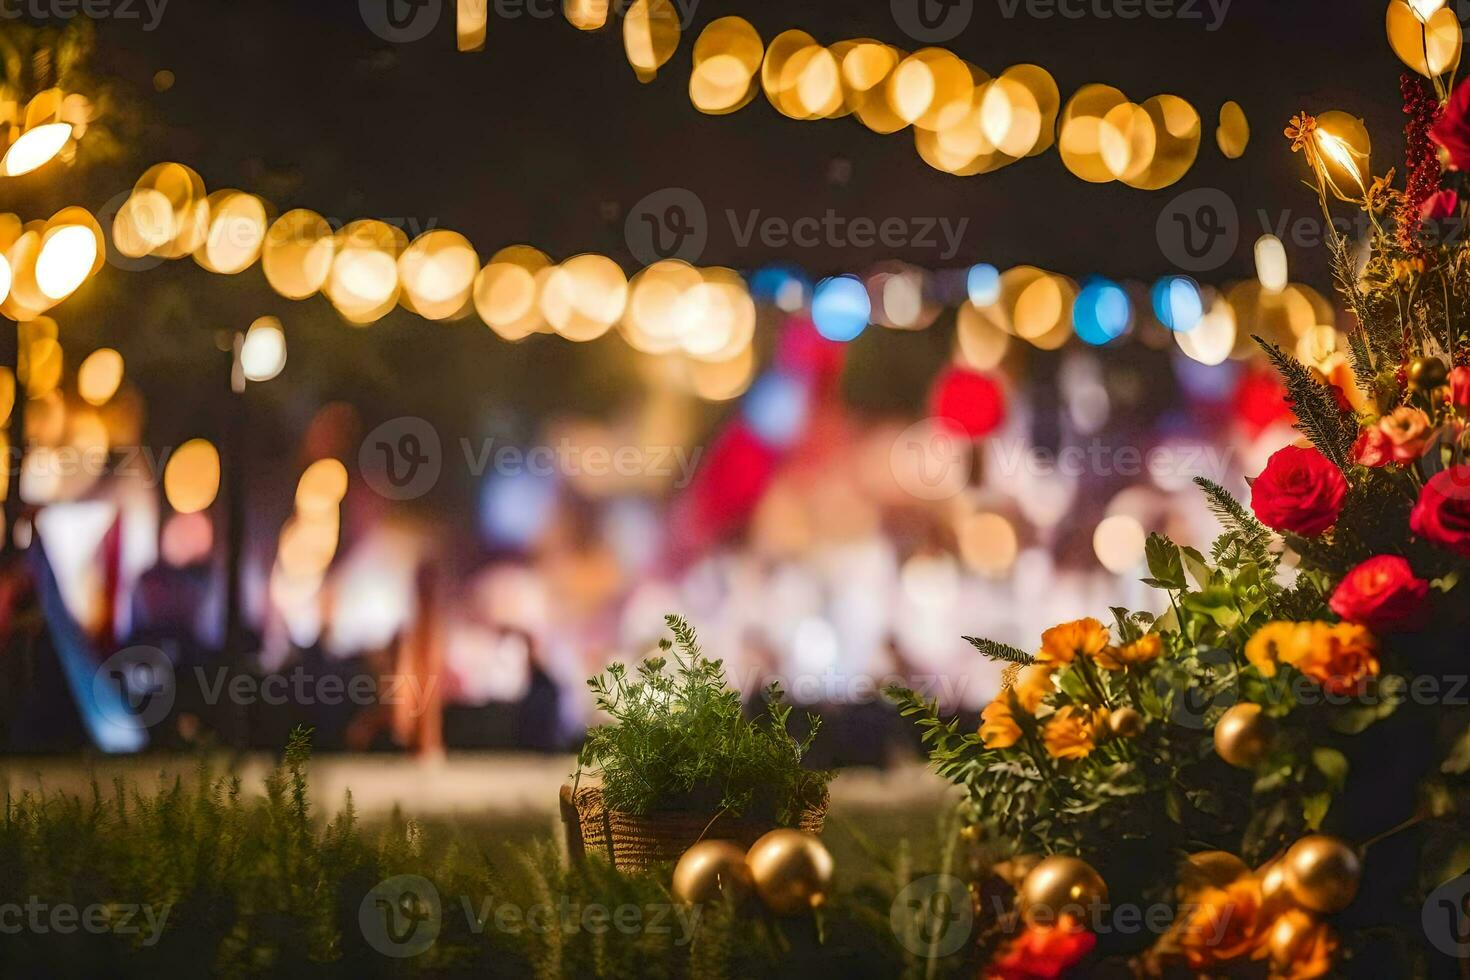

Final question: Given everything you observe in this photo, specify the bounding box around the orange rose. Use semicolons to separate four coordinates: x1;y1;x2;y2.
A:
1378;406;1435;463
1177;876;1267;967
1037;618;1110;667
1267;910;1338;980
980;697;1022;749
1245;622;1379;696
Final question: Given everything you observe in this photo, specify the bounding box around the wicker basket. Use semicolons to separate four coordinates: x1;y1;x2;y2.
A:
559;784;828;872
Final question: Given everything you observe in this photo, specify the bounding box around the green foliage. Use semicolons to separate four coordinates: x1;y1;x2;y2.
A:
1254;336;1357;469
0;731;968;978
576;615;830;823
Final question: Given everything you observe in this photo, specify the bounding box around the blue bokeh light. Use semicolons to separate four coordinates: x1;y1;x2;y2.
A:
1151;276;1203;333
743;372;809;448
811;275;870;342
1072;277;1131;346
966;263;1001;306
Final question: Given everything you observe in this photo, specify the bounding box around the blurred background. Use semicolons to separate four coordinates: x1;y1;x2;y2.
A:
0;1;1411;766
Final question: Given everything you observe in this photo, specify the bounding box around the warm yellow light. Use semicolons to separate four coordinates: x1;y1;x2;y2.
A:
0;252;9;306
398;230;478;320
113;189;178;258
564;0;609;30
1;123;72;177
77;348;124;406
240;316;287;382
959;511;1018;577
1094;514;1147;573
296;458;349;516
164;438;221;514
1409;0;1446;22
623;0;680;80
263;209;336;300
198;191;267;275
35;224;97;300
457;0;487;51
1254;235;1288;294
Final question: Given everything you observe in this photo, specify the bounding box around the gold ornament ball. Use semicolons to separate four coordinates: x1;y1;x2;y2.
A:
1282;835;1361;914
1408;356;1449;392
1107;706;1146;738
746;829;834;916
1017;855;1109;925
672;840;754;906
1183;850;1250;891
1213;703;1275;769
1256;857;1295;917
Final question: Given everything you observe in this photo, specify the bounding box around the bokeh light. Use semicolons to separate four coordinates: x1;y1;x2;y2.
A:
811;274;870;342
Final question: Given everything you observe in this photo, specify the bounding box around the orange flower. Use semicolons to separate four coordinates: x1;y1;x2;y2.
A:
1012;665;1056;713
1042;706;1108;761
1037;618;1110;667
1267;910;1338;980
1177;876;1267;967
980;697;1022;749
1378;406;1435;462
1298;623;1380;696
1245;622;1379;696
1094;633;1163;671
1285;112;1318;152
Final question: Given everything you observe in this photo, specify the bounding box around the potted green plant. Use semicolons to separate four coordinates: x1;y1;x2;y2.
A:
563;616;831;871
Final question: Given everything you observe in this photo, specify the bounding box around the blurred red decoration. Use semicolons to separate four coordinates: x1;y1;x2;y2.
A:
1233;367;1295;437
930;367;1006;438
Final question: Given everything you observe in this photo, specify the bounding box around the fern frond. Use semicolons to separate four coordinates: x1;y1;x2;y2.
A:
1254;336;1356;469
1195;477;1271;558
962;636;1035;666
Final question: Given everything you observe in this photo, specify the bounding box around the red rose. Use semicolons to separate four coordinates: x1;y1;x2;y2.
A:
1433;79;1470;171
986;917;1096;980
1329;555;1430;633
1351;426;1393;468
1420;188;1460;221
1411;465;1470;557
1250;446;1348;537
1451;366;1470;409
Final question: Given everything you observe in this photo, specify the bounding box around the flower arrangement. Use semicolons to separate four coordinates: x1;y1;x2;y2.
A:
895;53;1470;980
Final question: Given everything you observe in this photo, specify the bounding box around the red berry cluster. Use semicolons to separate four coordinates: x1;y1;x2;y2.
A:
1399;73;1444;256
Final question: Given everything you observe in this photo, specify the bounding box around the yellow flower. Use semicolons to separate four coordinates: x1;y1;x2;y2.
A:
1011;665;1056;713
1364;168;1398;213
1244;621;1312;678
1037;618;1111;667
1094;633;1163;671
1285;112;1318;153
979;697;1022;749
1042;706;1108;761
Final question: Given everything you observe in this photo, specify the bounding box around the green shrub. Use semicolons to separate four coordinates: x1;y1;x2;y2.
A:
576;616;831;823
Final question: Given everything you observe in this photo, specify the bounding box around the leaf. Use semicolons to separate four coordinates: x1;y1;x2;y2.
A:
1143;533;1186;591
1180;546;1214;591
1302;792;1332;831
1443;724;1470;775
963;636;1035;666
1311;747;1349;791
